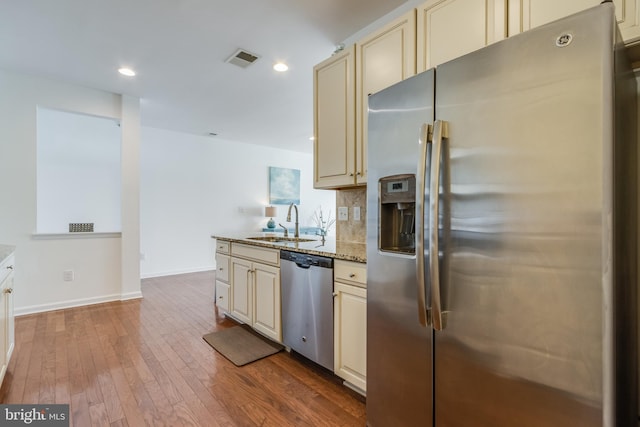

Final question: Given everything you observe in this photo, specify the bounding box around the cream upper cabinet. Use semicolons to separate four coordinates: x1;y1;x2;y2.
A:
507;0;640;42
314;10;417;189
314;45;356;189
356;10;417;186
417;0;507;71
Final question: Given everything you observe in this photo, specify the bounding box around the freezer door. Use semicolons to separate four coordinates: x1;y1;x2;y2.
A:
366;70;435;427
432;5;621;427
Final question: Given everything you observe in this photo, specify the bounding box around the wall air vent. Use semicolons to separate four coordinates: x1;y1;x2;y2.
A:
69;222;94;232
226;49;260;68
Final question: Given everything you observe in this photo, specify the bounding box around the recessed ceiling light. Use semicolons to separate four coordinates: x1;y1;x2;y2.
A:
118;67;136;77
273;62;289;72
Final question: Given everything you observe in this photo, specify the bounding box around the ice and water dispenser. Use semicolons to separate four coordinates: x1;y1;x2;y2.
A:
379;174;416;254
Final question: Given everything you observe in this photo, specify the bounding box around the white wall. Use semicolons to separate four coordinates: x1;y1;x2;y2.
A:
0;68;141;315
140;127;335;278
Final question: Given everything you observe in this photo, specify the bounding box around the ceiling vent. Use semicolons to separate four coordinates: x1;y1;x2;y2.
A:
226;49;260;68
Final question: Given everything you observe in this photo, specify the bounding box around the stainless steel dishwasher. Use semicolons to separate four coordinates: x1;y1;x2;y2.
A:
280;250;334;371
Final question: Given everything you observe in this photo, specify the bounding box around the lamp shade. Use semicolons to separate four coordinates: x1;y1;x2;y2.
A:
265;206;277;217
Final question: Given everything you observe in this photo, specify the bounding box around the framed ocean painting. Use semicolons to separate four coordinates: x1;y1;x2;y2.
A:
269;167;300;205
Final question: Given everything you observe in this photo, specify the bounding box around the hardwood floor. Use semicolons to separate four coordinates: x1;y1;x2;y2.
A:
0;272;366;426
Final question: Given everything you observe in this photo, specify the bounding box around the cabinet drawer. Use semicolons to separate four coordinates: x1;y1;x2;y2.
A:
216;240;230;254
215;254;230;282
335;260;366;286
215;280;230;312
231;243;280;266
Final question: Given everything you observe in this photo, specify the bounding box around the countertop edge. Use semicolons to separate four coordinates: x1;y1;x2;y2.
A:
212;235;366;264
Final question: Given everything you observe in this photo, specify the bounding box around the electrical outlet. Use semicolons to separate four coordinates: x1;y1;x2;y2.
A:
338;206;348;221
353;206;361;221
63;270;74;282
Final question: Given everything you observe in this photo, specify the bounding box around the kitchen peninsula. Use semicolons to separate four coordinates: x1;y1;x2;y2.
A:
211;233;368;394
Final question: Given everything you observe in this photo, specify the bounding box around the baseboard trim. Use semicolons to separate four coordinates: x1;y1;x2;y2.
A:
141;267;214;279
120;291;143;301
16;292;142;317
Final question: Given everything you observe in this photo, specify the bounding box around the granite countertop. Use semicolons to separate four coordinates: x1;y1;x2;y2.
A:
0;245;15;265
212;233;366;263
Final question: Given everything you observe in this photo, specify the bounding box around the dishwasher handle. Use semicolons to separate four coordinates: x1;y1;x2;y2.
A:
294;262;311;269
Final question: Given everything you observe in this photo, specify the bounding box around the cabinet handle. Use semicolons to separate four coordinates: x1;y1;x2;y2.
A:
349;173;354;177
349;273;356;278
5;288;12;294
218;295;223;299
332;292;338;297
356;172;361;176
6;266;13;270
219;267;224;271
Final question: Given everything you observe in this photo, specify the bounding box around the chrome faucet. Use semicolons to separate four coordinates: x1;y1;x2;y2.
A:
286;203;299;238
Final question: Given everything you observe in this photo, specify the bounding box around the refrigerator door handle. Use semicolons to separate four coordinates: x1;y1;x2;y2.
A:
429;119;448;331
415;123;431;327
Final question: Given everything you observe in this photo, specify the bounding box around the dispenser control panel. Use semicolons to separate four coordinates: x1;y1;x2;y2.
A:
386;179;410;193
379;174;416;255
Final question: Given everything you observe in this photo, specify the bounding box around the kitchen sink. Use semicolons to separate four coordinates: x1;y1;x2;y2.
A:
246;236;316;243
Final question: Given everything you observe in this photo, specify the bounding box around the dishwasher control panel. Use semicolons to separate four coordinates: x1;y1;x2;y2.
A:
280;250;333;268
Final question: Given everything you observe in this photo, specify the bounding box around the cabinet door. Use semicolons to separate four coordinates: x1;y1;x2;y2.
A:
356;10;416;186
334;282;367;392
507;0;637;40
417;0;506;71
5;274;13;365
0;271;9;385
508;0;638;36
215;280;230;312
231;258;252;324
253;263;282;343
314;45;356;189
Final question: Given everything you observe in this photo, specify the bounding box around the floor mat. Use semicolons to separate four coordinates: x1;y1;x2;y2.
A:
203;324;283;366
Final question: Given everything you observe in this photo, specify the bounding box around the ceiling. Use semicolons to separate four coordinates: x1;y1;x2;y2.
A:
0;0;408;153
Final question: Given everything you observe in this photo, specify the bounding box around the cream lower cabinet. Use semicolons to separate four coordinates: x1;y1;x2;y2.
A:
507;0;640;43
230;244;282;343
215;253;230;312
0;253;15;386
334;260;367;394
215;239;231;311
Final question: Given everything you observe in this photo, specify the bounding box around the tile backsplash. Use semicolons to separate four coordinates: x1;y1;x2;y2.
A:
336;187;367;243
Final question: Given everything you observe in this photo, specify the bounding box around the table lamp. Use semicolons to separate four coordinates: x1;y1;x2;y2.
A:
265;206;277;229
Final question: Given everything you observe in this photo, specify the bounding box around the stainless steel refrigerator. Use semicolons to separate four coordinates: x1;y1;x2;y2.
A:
366;4;637;426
